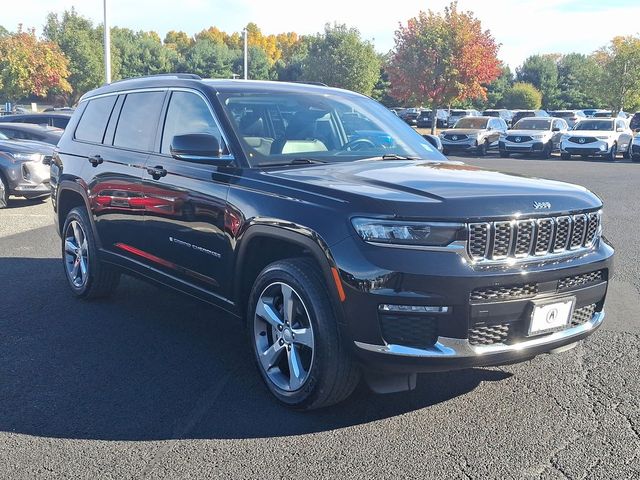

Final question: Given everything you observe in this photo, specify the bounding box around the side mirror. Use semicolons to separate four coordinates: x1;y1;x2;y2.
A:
616;127;624;132
552;127;560;132
170;134;232;165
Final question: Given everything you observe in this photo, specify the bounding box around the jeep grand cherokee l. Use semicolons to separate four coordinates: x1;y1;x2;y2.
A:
51;75;614;410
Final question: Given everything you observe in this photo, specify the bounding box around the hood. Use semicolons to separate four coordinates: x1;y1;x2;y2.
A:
261;160;601;220
568;130;614;137
441;128;484;135
0;139;54;156
506;129;552;136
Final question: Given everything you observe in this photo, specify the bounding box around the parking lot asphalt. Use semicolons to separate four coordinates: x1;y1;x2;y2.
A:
0;153;638;479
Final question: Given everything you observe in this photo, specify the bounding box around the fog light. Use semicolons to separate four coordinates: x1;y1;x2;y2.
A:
22;164;31;180
379;304;449;314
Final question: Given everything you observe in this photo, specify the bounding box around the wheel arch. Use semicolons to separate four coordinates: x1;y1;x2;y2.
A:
232;224;345;321
56;181;101;248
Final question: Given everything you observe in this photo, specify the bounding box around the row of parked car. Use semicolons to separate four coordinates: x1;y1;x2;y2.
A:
0;111;72;208
436;113;640;162
394;107;640;131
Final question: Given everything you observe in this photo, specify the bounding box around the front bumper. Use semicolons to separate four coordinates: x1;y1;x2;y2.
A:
331;234;614;373
560;140;612;156
441;139;478;151
8;160;50;198
499;140;545;153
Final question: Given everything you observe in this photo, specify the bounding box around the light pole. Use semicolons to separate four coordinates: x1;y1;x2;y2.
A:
103;0;111;84
243;27;248;80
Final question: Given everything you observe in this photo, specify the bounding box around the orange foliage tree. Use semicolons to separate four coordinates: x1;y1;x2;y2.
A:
0;27;71;102
387;2;501;133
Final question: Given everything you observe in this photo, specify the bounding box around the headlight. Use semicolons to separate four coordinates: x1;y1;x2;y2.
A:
352;218;464;247
595;136;610;140
10;152;44;163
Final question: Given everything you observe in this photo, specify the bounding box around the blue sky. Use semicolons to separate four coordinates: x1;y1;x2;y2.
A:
5;0;640;69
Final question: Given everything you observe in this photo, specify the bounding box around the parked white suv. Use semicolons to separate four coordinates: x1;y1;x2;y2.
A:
560;118;633;161
499;117;568;158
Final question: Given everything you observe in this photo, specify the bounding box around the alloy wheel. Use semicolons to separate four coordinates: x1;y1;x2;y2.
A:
64;220;89;288
253;282;315;392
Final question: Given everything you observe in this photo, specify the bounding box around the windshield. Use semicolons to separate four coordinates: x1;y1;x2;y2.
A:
549;111;577;118
513;119;551;130
453;117;489;129
573;120;614;131
219;91;443;166
450;110;470;116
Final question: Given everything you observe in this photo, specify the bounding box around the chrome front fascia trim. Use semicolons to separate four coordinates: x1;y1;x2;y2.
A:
354;311;604;358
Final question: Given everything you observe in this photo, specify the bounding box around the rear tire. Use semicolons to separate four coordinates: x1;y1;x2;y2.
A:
0;172;8;209
622;148;631;160
248;258;360;410
541;142;553;159
61;207;120;299
477;139;488;156
632;154;640;163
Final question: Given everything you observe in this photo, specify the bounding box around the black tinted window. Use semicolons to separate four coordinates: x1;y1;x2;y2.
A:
161;91;223;154
114;92;165;151
75;97;117;143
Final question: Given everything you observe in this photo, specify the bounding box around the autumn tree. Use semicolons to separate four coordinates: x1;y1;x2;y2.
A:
502;82;542;109
302;24;380;95
388;1;501;133
593;35;640;111
0;27;71;103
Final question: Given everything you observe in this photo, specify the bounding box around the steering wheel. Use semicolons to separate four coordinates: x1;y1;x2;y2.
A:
341;137;377;151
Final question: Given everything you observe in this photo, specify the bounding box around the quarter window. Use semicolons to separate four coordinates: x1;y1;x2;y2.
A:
113;92;165;151
161;91;224;155
75;96;117;144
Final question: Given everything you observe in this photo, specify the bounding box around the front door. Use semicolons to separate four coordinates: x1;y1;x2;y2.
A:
140;90;233;299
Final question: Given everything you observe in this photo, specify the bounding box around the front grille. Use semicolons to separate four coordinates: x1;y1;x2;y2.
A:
569;136;597;144
558;270;603;291
469;324;510;346
379;314;438;348
444;134;468;141
470;284;538;302
571;304;597;327
506;135;532;142
467;212;600;263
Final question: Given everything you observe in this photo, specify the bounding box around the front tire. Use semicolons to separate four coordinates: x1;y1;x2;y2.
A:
477;139;488;156
499;150;510;158
541;142;553;159
605;142;617;162
248;258;360;410
0;172;8;209
61;207;120;299
560;153;571;160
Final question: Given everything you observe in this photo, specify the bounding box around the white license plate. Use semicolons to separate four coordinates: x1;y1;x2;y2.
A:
528;298;575;336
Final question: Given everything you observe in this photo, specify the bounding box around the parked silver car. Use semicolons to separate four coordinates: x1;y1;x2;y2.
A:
547;110;586;129
499;117;569;158
446;109;480;128
560;118;633;161
439;116;507;156
0;132;53;208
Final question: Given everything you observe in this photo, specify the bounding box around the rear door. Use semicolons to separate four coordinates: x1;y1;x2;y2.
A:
140;89;233;299
82;90;166;257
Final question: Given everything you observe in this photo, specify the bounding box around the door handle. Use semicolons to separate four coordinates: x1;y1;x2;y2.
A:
88;155;103;167
147;165;167;180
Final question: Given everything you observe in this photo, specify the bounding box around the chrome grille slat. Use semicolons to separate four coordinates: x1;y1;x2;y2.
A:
466;211;601;263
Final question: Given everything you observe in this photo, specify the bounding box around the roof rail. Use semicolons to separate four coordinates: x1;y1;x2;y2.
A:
108;73;202;84
291;81;328;87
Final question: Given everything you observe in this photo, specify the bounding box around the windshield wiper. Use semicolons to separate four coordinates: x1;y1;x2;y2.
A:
258;158;329;167
358;154;420;161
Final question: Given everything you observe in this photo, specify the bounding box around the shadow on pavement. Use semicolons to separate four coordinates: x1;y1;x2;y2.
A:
0;257;511;441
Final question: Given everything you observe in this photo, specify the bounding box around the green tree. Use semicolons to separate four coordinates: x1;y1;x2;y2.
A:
516;54;559;109
556;53;603;108
0;28;71;102
502;82;542;109
387;1;501;133
593;36;640;111
232;45;273;80
181;37;236;78
43;9;104;103
302;24;380;95
110;28;174;79
485;65;513;108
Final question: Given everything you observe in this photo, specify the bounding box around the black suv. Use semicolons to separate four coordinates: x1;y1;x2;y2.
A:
51;75;614;410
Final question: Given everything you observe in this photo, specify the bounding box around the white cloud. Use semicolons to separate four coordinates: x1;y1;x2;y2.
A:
5;0;640;69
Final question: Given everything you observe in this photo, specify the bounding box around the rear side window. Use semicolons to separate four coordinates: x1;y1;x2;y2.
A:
114;92;165;151
75;96;117;143
161;91;223;155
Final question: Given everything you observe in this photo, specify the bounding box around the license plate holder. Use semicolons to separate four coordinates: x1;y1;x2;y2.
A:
528;297;575;336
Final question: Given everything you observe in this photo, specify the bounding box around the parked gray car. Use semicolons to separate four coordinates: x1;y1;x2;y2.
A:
439;116;508;156
0;123;62;145
0;132;53;208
